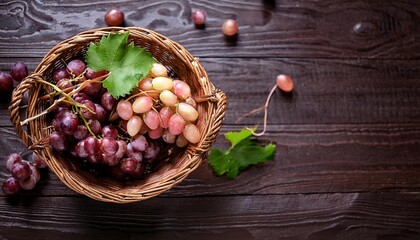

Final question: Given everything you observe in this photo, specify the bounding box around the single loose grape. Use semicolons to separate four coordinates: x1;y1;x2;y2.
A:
10;61;28;82
192;10;206;26
276;74;294;93
222;19;238;36
2;177;21;195
0;72;14;94
105;9;124;26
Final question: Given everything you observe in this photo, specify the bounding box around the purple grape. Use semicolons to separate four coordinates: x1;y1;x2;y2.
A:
82;82;102;97
32;152;48;169
6;153;22;172
73;92;92;103
2;177;21;195
51;118;61;132
120;158;144;178
84;136;100;155
56;78;73;93
87;152;103;164
54;108;72;120
52;68;70;83
127;142;134;155
102;125;118;139
67;59;86;77
115;140;127;159
10;61;28;82
100;137;118;155
80;100;96;120
30;165;41;182
76;140;89;158
73;125;88;140
11;161;31;180
88;119;102;135
128;150;143;162
53;105;71;116
49;131;68;151
60;112;79;135
19;175;37;190
131;135;148;152
101;92;117;111
94;104;107;123
120;158;138;174
144;141;160;163
85;68;108;79
102;154;119;166
0;72;14;93
130;161;145;179
105;9;125;26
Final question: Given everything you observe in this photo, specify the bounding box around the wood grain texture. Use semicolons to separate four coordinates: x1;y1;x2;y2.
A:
0;0;419;58
0;192;419;240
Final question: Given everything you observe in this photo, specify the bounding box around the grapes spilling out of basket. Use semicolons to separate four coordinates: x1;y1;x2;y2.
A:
2;152;47;195
47;59;201;181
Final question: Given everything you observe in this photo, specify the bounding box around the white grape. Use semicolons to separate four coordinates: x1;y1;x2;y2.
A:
152;77;173;92
183;124;201;144
178;102;199;122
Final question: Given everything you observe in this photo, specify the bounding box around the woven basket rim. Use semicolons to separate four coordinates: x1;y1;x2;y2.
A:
9;27;227;203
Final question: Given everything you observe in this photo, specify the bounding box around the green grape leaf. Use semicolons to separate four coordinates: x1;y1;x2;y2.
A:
86;32;155;98
209;129;276;179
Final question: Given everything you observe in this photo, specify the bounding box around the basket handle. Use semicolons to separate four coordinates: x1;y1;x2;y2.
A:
8;73;44;146
194;88;227;155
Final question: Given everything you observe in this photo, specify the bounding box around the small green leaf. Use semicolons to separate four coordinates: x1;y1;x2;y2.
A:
208;148;230;176
224;128;254;147
86;32;155;98
209;128;276;179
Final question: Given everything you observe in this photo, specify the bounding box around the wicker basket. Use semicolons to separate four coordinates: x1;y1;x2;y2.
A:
8;27;226;203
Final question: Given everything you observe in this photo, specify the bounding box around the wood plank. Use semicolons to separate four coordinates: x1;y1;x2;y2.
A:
1;122;420;197
2;58;420;126
0;192;419;240
1;0;419;58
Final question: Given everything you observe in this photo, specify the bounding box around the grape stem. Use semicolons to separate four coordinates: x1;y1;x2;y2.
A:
239;84;277;137
39;75;108;100
125;90;159;102
79;111;98;138
21;78;99;125
20;97;66;125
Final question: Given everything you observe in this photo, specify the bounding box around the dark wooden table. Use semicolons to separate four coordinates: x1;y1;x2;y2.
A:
1;1;420;239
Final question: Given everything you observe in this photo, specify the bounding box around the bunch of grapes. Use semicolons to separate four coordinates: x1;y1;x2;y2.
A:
47;59;201;181
2;152;47;195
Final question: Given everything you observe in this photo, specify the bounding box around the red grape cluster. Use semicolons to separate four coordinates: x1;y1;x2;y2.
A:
2;152;47;195
47;59;200;181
